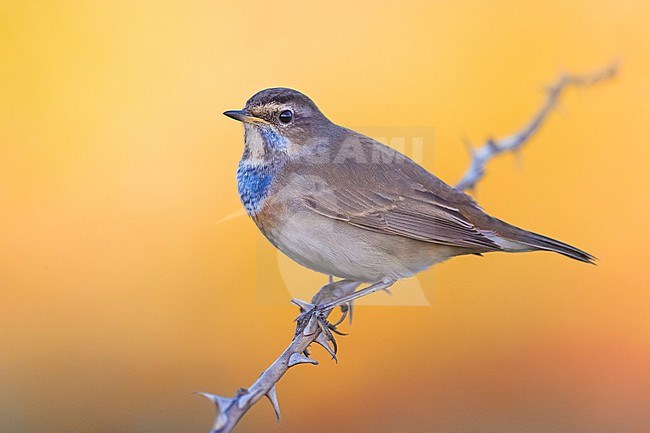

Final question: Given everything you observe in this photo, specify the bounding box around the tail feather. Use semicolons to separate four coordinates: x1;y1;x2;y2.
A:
510;226;596;264
486;218;596;264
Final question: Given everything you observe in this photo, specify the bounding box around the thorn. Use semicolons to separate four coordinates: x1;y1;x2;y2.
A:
265;385;281;422
288;352;319;367
303;347;311;357
195;392;234;410
291;298;315;313
314;332;338;362
382;287;393;296
194;392;232;431
486;138;498;150
303;313;319;336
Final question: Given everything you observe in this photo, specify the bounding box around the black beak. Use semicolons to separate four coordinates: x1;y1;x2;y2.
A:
223;110;269;124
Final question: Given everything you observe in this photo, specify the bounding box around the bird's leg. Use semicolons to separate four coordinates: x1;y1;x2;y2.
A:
294;279;361;329
311;278;361;324
320;278;397;311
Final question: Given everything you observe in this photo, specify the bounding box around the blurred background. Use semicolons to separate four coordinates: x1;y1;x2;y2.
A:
1;1;649;432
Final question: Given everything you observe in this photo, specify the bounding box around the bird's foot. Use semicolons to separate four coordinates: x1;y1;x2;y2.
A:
291;279;362;360
311;278;361;325
292;299;341;360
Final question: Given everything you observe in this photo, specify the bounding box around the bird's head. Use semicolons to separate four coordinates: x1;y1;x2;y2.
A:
224;88;334;163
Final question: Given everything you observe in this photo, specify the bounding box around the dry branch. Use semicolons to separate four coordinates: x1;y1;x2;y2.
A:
455;63;617;191
199;62;617;433
197;279;364;432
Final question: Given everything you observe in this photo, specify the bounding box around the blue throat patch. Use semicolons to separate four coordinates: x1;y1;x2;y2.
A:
236;162;273;215
236;125;288;215
259;127;288;151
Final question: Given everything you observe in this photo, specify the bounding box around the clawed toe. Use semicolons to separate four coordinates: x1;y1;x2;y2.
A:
329;303;353;327
291;298;347;361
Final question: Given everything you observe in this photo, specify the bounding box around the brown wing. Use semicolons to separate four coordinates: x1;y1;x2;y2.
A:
298;137;502;252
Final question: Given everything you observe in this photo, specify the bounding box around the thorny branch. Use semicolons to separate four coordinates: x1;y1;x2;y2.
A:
199;62;617;433
455;62;617;191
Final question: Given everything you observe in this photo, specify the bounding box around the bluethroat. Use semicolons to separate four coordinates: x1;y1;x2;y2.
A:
224;88;593;299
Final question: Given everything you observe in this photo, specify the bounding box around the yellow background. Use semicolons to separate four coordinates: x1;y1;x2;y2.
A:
1;1;649;432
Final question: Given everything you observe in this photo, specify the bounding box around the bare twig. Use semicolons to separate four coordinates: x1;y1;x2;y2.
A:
200;62;617;433
455;62;617;191
196;324;318;433
197;280;362;433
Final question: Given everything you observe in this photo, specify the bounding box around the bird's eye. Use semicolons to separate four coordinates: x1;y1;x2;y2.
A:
278;110;293;124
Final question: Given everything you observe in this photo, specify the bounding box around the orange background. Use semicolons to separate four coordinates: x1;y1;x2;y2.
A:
1;1;649;432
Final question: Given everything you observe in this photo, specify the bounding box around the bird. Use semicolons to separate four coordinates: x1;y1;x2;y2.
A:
224;87;594;303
